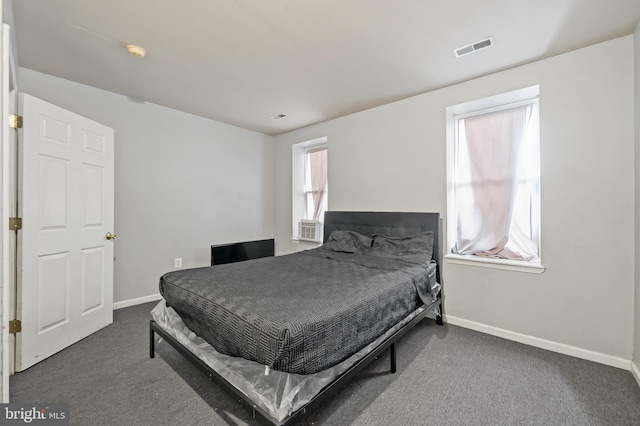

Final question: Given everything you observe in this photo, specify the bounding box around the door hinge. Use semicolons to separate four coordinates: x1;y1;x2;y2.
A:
8;114;22;129
9;217;22;231
9;319;21;334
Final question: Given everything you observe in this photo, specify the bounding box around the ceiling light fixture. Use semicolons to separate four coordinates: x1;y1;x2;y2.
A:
271;113;288;120
126;44;146;59
454;37;494;58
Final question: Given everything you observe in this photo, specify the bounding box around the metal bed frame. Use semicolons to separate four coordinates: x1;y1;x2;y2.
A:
149;211;444;425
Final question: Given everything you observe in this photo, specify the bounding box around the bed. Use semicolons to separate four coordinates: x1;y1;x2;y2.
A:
149;211;444;424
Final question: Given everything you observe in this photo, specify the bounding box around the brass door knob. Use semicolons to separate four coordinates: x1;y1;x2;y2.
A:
105;232;117;240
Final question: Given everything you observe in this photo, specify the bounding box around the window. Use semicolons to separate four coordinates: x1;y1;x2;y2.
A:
292;137;328;240
303;146;328;221
446;87;542;270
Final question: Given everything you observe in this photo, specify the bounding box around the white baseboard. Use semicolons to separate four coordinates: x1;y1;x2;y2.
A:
443;314;632;371
113;293;163;310
632;361;640;388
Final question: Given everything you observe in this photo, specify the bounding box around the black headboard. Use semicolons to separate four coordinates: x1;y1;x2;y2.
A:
323;211;442;273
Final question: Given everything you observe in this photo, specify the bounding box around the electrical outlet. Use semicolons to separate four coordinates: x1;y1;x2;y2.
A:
174;257;183;268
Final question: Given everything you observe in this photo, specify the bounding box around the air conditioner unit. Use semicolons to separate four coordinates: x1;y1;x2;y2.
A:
298;220;323;242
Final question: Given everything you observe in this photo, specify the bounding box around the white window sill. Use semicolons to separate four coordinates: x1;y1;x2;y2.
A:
290;238;322;246
444;254;546;274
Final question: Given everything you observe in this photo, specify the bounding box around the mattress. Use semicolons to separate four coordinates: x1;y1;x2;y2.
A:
160;247;437;374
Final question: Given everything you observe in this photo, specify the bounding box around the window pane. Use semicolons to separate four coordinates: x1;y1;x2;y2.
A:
453;103;539;261
304;146;328;221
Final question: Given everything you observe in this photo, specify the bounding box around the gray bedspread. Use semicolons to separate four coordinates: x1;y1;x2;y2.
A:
159;247;437;374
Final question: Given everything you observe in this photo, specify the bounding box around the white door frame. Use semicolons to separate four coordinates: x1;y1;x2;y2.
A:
4;21;16;386
1;20;16;402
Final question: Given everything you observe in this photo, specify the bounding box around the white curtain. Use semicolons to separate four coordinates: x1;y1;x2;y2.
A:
454;104;538;261
307;147;327;221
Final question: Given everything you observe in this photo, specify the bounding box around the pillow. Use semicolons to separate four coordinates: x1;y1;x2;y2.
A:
369;230;434;263
323;230;373;254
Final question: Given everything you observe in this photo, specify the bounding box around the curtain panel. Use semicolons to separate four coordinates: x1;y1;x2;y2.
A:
307;147;328;221
454;104;538;261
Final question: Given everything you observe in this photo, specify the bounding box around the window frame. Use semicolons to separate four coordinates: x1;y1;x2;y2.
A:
303;146;328;221
291;137;328;243
445;86;545;274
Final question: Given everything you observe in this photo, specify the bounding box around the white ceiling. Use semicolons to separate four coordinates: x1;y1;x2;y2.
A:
12;0;640;136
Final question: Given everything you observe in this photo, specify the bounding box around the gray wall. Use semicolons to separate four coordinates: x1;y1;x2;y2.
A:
3;0;16;69
19;68;274;304
634;21;640;375
274;36;635;362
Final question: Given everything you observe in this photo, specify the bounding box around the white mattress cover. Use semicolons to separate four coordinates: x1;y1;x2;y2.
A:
151;300;432;422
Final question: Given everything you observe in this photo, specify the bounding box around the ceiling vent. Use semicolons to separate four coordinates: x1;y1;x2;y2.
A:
454;37;494;58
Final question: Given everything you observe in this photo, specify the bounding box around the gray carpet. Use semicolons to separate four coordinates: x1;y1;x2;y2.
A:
10;301;640;426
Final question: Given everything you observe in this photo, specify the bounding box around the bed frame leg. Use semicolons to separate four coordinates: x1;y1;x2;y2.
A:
149;321;155;359
436;294;444;326
390;342;397;373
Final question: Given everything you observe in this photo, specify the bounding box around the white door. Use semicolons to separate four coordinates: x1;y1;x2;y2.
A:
17;93;114;371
